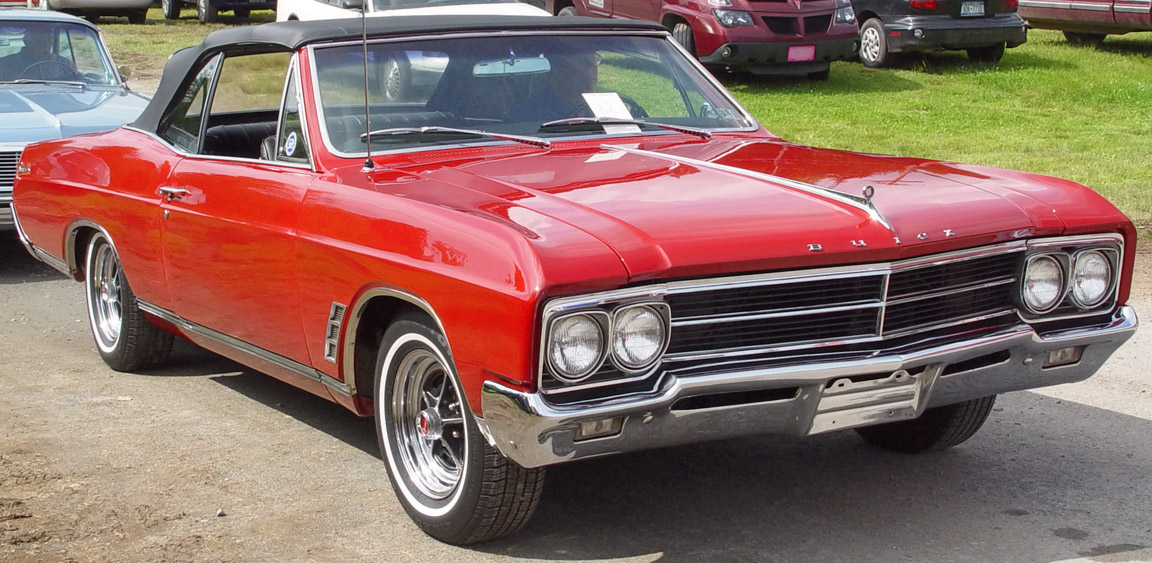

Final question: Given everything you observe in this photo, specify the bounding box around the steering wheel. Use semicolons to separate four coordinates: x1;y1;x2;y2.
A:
620;95;649;119
20;60;80;81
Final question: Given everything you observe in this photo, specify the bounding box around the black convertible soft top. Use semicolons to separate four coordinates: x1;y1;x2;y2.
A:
131;15;668;133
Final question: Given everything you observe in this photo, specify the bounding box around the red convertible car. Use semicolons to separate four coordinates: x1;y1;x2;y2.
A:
11;16;1139;544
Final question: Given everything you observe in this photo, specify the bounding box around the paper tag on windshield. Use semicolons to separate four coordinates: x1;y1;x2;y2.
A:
583;93;642;134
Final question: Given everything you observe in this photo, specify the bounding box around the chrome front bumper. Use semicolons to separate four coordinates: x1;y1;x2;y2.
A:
478;306;1138;468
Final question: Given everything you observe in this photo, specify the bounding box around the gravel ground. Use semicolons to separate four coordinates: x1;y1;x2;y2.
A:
1;238;1150;562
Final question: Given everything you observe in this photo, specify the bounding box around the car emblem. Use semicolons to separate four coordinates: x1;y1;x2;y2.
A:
944;229;956;237
851;240;867;247
808;244;823;252
917;233;929;240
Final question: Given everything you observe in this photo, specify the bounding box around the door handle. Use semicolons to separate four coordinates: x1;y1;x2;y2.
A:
158;186;189;201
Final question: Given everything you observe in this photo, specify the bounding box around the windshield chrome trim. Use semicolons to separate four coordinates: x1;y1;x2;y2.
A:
307;30;759;160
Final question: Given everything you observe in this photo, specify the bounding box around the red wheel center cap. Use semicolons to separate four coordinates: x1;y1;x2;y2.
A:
415;409;443;441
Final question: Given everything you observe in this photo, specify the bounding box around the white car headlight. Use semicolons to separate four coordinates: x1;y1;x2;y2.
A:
1070;250;1112;308
548;314;604;381
611;306;667;370
1022;255;1065;313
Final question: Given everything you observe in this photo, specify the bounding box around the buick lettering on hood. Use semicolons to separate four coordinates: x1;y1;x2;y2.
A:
11;15;1138;545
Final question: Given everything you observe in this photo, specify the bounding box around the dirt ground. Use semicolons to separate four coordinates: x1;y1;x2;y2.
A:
1;238;1150;562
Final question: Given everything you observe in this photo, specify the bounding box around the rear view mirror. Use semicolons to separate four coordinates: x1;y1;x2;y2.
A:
473;57;551;76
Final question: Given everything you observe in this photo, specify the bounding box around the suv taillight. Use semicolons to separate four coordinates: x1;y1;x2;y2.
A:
909;0;939;9
1002;0;1019;9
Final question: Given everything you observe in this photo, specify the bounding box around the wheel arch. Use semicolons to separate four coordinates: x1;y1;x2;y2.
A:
857;11;881;23
343;285;455;405
552;0;574;15
65;220;111;282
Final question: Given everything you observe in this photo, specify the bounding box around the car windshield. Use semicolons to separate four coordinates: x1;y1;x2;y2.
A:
312;33;754;155
0;21;118;85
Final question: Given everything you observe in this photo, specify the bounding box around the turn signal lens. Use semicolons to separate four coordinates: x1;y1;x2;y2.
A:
1070;250;1112;308
611;306;667;370
1022;255;1065;313
549;314;604;381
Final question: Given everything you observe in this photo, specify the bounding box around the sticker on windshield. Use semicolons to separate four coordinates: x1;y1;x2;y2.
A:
582;93;641;134
284;132;298;157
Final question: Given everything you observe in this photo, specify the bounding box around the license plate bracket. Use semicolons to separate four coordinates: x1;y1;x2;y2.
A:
787;45;816;62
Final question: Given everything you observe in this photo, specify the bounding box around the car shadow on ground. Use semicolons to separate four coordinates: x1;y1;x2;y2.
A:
0;238;69;285
888;50;1076;74
481;393;1152;561
717;65;924;94
1093;40;1152;58
163;349;1152;561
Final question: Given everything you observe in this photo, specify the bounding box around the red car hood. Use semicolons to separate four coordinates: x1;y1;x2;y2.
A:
380;138;1081;281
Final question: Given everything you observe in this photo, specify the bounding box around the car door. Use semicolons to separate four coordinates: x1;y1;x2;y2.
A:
156;51;315;366
1114;0;1150;26
611;0;661;21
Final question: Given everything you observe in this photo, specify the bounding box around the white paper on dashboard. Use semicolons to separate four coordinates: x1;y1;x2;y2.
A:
583;92;642;134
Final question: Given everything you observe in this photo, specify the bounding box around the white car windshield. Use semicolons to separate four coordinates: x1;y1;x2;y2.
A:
312;33;754;155
0;21;118;85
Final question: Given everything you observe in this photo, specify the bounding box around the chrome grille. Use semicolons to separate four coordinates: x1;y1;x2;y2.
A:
0;151;20;190
664;246;1022;363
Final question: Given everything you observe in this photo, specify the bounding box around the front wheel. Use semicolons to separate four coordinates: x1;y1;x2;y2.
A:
375;315;544;545
84;233;173;372
859;19;891;68
671;22;696;57
161;0;181;19
855;395;997;453
1063;31;1106;46
967;42;1005;63
197;0;218;23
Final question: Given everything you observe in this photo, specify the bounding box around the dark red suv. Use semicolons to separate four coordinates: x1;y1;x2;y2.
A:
546;0;861;79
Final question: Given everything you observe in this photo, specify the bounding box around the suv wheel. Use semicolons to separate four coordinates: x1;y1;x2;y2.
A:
161;0;181;19
859;19;890;68
672;22;696;57
197;0;218;23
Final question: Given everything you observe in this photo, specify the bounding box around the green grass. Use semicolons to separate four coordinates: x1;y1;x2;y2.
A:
99;15;1151;230
724;30;1152;230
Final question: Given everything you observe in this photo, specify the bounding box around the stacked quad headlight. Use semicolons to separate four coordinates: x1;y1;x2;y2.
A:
1020;238;1121;319
544;301;670;388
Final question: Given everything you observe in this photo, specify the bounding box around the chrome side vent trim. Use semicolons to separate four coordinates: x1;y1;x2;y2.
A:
325;302;347;363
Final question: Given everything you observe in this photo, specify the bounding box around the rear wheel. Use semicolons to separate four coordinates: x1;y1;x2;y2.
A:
84;233;173;372
161;0;181;20
197;0;218;23
859;19;891;68
1063;31;1106;46
672;22;696;57
967;42;1005;63
557;5;578;16
855;395;997;453
375;315;544;545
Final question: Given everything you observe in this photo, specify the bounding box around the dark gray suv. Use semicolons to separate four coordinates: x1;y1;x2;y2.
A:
852;0;1028;67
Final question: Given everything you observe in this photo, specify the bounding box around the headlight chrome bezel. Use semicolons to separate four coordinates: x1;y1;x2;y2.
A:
1021;253;1066;314
545;311;610;383
609;303;671;373
1068;249;1114;309
1019;235;1122;321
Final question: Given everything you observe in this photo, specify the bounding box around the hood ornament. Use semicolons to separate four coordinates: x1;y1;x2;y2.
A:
863;185;875;204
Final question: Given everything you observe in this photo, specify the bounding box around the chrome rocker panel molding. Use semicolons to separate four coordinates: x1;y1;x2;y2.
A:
479;305;1138;469
136;300;354;398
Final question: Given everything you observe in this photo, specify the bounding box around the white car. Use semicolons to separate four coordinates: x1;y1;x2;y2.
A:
276;0;548;22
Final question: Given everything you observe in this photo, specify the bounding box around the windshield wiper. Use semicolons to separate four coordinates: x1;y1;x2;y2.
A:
1;78;86;87
362;126;551;149
539;117;712;140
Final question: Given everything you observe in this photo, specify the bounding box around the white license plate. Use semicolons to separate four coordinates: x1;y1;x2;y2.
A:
961;1;985;16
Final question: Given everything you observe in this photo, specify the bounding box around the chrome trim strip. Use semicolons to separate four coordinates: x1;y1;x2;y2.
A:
340;286;453;397
886;277;1016;307
890;240;1026;271
879;309;1018;340
1068;2;1112;9
663;333;886;362
1018;0;1071;7
1114;5;1150;11
605;145;893;231
1027;233;1122;248
121;127;315;171
666;267;889;295
136;299;352;397
30;245;70;276
672;301;884;327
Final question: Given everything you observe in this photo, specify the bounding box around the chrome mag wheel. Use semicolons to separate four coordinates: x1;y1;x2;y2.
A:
390;346;467;500
87;241;124;352
860;26;881;64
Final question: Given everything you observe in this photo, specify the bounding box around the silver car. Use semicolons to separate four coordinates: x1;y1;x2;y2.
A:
0;9;148;231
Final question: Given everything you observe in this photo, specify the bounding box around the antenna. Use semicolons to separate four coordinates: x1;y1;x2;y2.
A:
361;0;374;172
